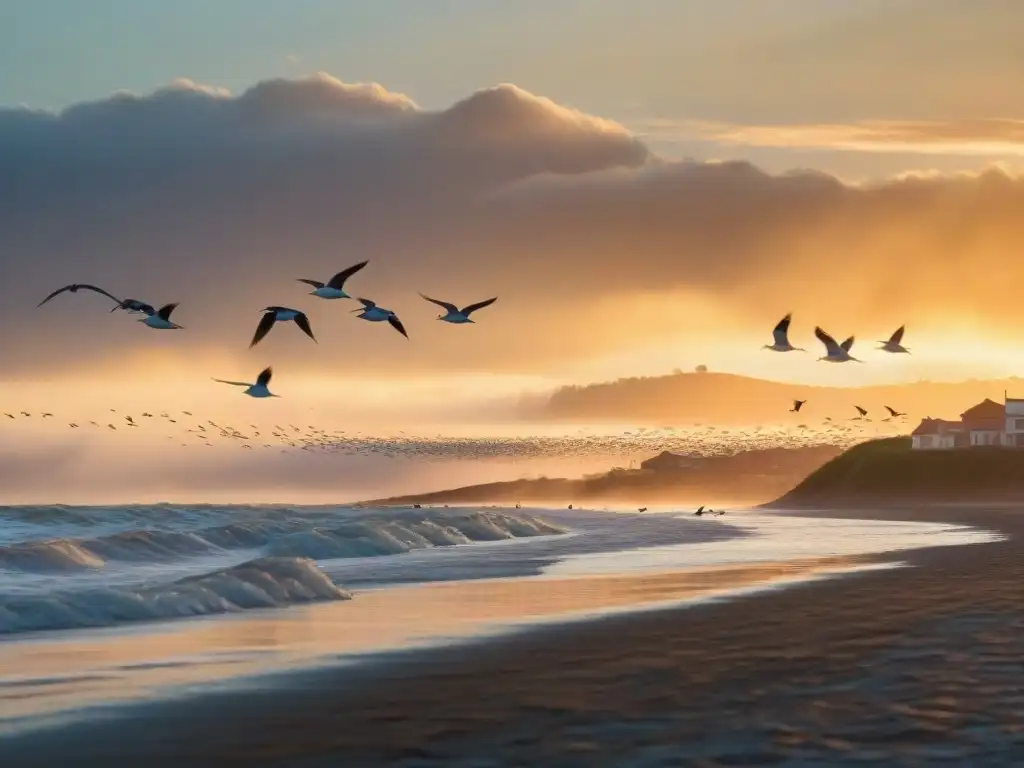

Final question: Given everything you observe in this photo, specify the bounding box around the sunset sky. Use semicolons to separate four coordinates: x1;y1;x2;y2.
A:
1;0;1023;501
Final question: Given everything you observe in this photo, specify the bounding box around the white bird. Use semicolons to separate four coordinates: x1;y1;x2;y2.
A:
213;366;279;398
297;261;369;300
352;298;408;338
815;326;862;362
762;313;804;351
139;303;183;330
251;307;316;348
878;325;910;354
419;294;497;324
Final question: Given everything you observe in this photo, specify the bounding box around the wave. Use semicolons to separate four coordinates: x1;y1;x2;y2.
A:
0;557;350;635
0;510;565;573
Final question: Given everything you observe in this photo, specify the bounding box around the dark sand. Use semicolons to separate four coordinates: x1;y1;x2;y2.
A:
4;506;1023;766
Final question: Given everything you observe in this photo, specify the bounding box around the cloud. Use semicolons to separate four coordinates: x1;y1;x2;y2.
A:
647;117;1024;156
3;72;1024;382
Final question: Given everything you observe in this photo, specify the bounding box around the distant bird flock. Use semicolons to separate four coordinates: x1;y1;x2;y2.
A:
37;261;497;397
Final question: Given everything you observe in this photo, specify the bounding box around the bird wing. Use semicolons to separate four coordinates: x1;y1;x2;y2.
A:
357;297;376;309
38;283;122;308
80;285;124;304
293;312;317;342
157;303;178;320
419;294;459;314
388;314;409;338
696;505;704;513
250;313;277;348
856;406;867;415
256;367;273;387
814;326;841;355
772;313;792;345
461;296;498;316
212;378;250;387
840;336;855;352
37;285;74;307
326;260;369;289
296;279;325;289
885;405;897;417
889;325;905;345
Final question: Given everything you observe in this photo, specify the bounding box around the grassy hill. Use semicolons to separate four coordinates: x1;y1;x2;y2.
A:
535;371;1024;425
367;444;842;507
768;438;1024;507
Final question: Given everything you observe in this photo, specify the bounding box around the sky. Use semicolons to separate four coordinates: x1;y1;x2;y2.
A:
2;0;1024;501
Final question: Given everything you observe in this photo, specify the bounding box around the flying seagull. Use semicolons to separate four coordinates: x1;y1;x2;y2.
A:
854;405;868;417
763;313;804;352
790;399;806;413
878;325;910;354
885;405;905;418
213;366;279;398
352;298;408;338
419;294;497;324
815;327;862;363
37;283;121;309
139;303;183;330
112;299;156;315
250;307;316;348
297;260;369;300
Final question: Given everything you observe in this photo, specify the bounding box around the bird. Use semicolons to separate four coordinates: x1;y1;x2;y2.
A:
814;327;862;362
37;283;122;309
878;325;910;354
352;298;408;338
297;260;369;300
112;298;156;315
885;405;905;418
763;313;804;352
694;505;705;516
250;307;316;348
790;399;806;413
637;507;648;513
419;294;497;324
213;366;279;398
854;405;868;418
139;303;183;330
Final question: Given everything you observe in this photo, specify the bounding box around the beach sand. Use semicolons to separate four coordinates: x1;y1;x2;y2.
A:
3;505;1022;766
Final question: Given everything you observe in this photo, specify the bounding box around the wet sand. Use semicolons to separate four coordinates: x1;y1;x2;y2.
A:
3;506;1022;766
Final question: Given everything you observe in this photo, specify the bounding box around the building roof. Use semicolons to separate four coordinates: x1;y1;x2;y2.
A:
912;418;962;436
961;398;1005;420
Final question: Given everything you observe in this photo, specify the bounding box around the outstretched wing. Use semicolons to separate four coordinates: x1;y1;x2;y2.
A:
855;405;867;416
888;325;905;345
327;260;369;290
357;297;376;309
212;378;250;387
387;314;409;338
772;313;792;345
250;313;277;348
256;367;273;387
814;326;840;355
37;285;74;307
157;303;178;321
293;312;317;342
296;279;325;289
38;283;122;308
461;296;497;316
419;294;459;314
840;336;855;352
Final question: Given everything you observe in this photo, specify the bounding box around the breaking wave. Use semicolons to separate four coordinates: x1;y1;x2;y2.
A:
0;505;565;635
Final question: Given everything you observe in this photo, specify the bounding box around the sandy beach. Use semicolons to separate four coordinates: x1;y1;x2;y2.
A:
0;504;1018;766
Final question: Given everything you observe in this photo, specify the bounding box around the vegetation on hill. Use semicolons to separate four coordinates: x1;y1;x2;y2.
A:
369;444;842;507
769;437;1024;507
534;371;1024;425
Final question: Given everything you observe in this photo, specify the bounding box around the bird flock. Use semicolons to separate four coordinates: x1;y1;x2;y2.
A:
37;261;498;397
766;314;912;420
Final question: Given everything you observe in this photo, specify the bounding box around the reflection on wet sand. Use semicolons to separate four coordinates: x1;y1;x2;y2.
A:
0;556;867;727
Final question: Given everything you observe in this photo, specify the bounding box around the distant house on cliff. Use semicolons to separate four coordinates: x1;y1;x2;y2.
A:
911;397;1024;449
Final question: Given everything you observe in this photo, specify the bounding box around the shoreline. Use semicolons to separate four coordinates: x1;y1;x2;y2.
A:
0;505;1018;766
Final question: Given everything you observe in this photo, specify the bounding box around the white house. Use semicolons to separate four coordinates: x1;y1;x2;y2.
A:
911;396;1024;449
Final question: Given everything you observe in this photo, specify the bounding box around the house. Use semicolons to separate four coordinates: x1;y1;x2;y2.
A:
961;398;1005;447
911;396;1024;449
910;418;963;450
